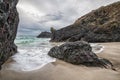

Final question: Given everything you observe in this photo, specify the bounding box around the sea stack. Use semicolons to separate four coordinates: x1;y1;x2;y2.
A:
50;1;120;42
0;0;19;69
37;31;51;38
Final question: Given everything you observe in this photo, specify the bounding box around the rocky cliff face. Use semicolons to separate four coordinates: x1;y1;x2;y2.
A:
37;31;51;38
50;1;120;42
0;0;19;69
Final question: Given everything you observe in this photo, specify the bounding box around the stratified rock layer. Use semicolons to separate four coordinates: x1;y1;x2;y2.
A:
0;0;19;69
48;41;114;69
37;31;51;38
50;1;120;42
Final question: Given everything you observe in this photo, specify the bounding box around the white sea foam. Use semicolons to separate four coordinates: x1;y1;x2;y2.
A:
91;43;104;54
7;36;104;71
8;37;57;71
9;48;56;71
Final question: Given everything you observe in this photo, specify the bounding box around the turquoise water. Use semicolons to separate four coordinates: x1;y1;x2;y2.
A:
15;36;49;46
8;36;57;71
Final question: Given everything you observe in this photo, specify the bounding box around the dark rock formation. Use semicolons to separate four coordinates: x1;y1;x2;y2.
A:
37;31;51;38
48;41;114;69
0;0;19;69
50;1;120;42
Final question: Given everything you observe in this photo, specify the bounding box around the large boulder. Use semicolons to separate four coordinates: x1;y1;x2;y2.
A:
48;41;114;69
0;0;19;69
50;1;120;42
37;31;51;38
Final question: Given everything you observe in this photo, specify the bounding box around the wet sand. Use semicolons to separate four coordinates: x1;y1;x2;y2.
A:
0;42;120;80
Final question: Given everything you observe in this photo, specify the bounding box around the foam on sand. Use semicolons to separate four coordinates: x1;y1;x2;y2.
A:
91;43;104;54
8;48;56;71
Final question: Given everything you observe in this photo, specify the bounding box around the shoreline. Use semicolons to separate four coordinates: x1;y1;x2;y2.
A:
0;42;120;80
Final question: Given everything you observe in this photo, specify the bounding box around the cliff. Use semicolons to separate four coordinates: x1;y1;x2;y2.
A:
0;0;19;69
37;31;51;38
50;1;120;42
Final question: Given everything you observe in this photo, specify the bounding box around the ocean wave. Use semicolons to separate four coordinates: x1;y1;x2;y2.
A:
8;37;55;71
91;43;104;54
9;47;56;71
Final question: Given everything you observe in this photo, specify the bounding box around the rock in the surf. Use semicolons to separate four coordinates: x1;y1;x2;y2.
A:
48;41;114;69
37;31;51;38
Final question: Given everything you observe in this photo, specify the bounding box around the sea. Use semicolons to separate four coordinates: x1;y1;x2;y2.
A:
7;35;58;71
5;35;104;71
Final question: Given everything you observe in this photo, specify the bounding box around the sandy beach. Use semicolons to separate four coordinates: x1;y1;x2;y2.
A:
0;42;120;80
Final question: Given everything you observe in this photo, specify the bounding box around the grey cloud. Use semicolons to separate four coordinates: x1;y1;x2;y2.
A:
17;0;119;36
38;11;63;23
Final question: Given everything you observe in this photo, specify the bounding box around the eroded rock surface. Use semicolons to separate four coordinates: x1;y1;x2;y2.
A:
0;0;19;69
50;1;120;42
48;41;114;69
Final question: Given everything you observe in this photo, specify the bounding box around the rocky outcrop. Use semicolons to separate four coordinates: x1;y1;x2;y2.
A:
48;41;114;69
0;0;19;69
37;31;51;38
50;1;120;42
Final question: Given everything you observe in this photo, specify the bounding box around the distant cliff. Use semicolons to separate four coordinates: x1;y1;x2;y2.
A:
0;0;19;69
50;1;120;42
37;31;51;38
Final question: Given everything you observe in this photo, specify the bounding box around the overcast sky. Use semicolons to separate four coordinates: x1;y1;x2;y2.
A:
17;0;119;36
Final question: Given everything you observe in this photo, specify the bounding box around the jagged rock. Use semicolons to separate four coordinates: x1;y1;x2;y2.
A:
50;1;120;42
48;41;114;69
0;0;19;69
37;31;51;38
